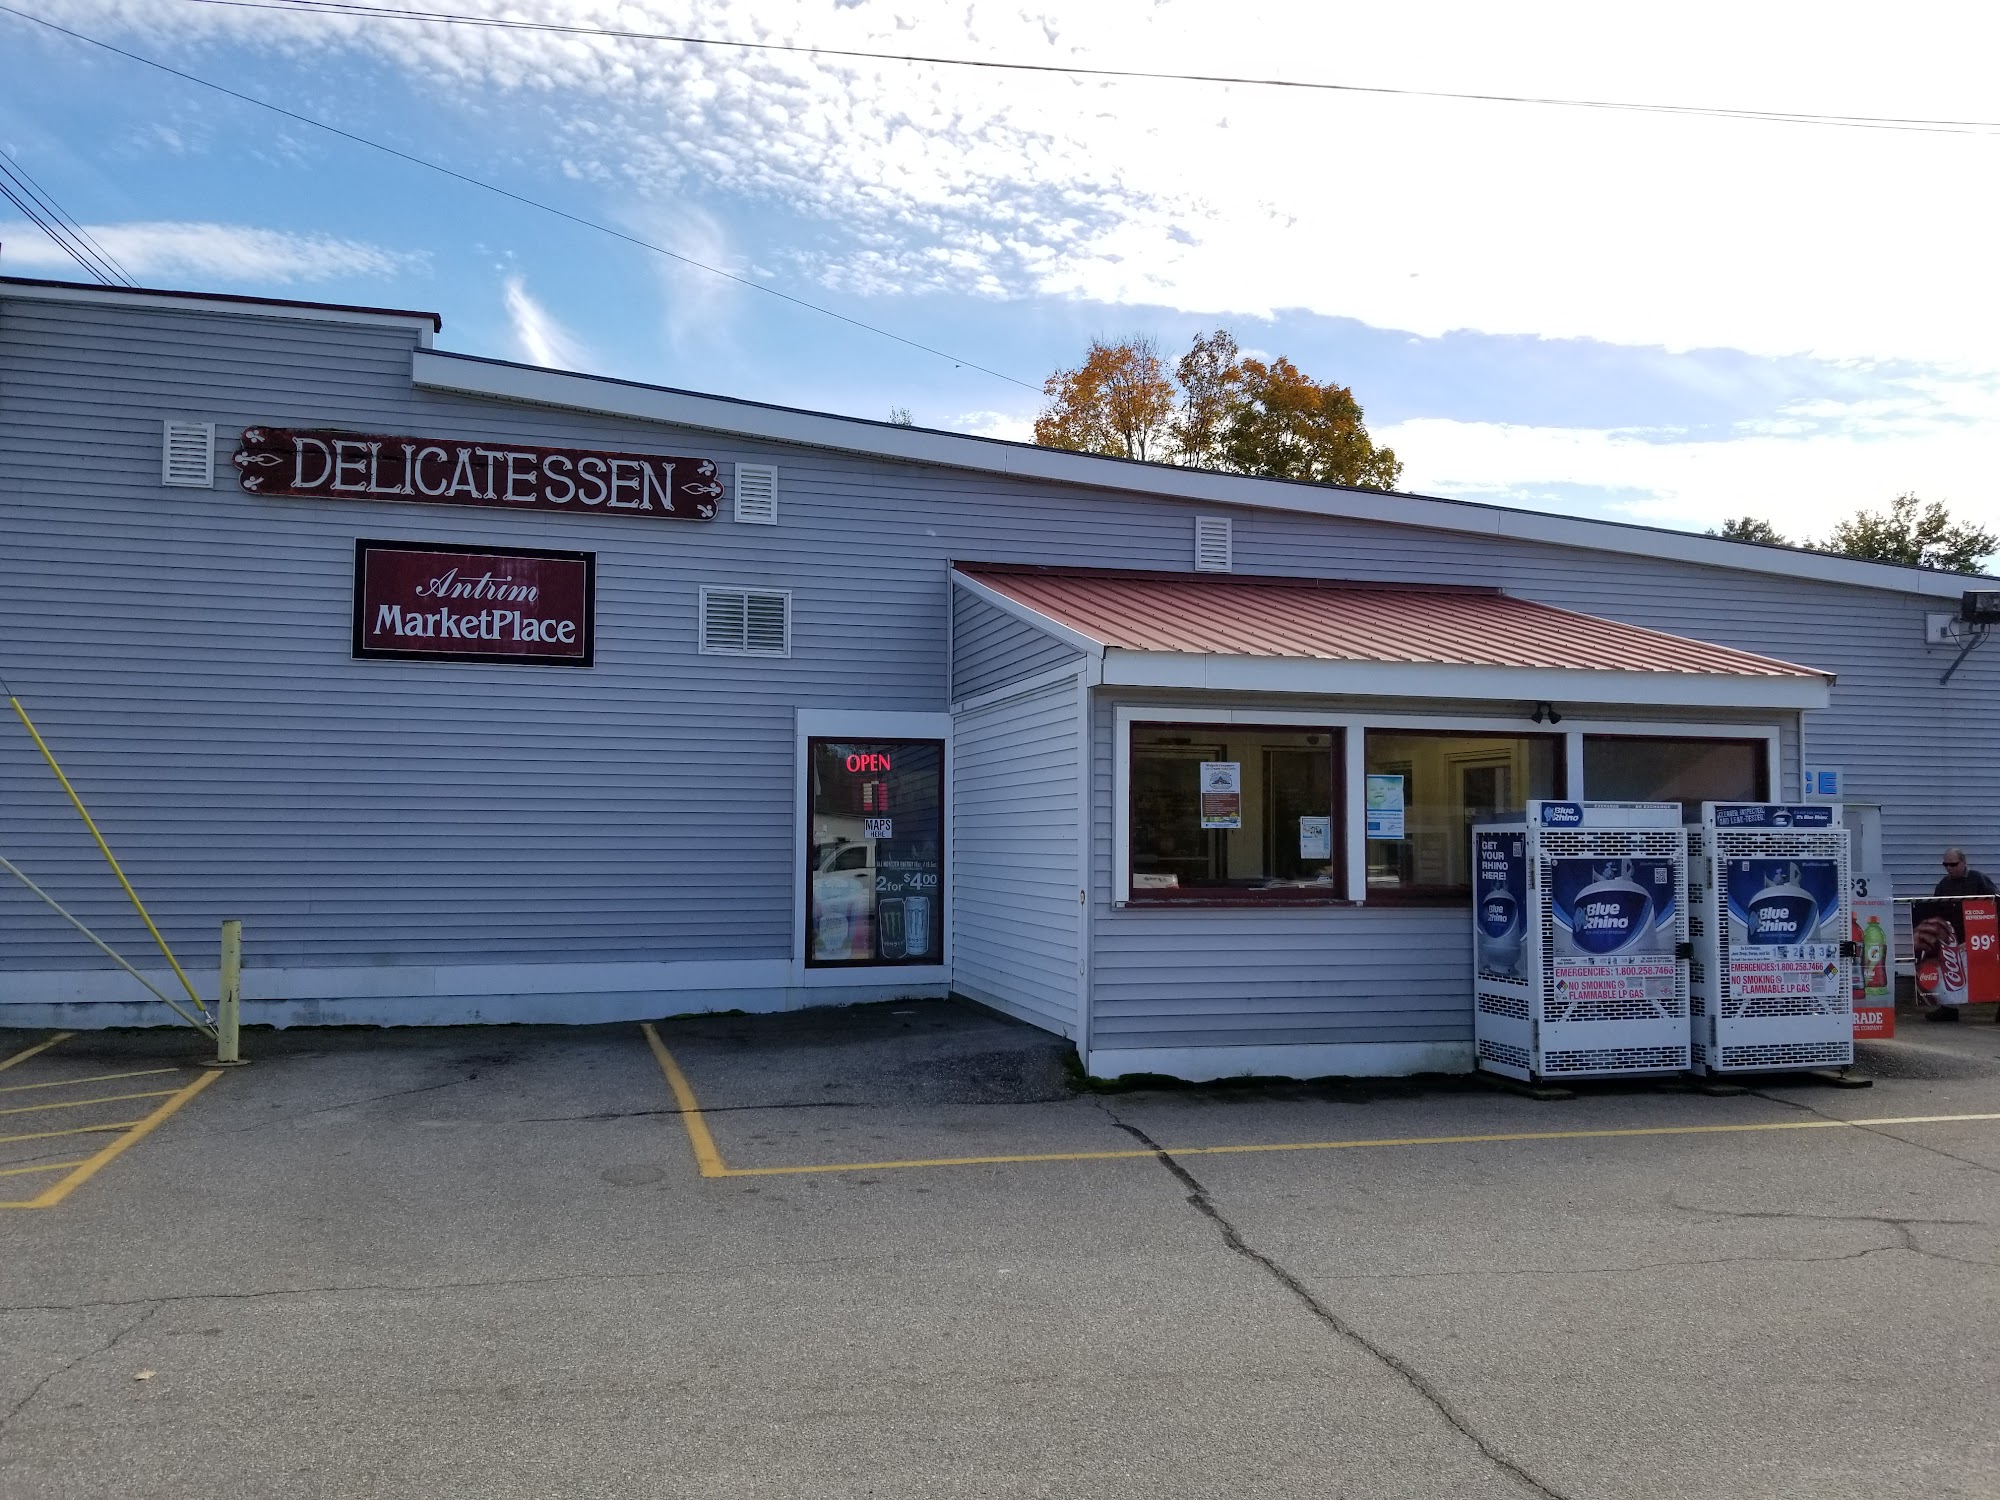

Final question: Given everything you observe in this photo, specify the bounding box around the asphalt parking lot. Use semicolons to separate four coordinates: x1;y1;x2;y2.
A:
1;1001;1996;1499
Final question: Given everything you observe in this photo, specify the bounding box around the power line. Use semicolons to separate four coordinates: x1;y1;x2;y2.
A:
177;0;2000;137
0;2;1041;392
0;154;135;286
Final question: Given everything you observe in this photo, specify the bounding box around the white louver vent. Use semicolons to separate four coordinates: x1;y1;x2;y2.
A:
734;463;779;525
700;586;791;657
161;421;215;487
1194;515;1233;572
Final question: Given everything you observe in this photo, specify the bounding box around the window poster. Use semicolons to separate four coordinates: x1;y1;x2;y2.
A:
1298;815;1332;861
1548;857;1679;1014
1365;774;1406;839
1473;831;1527;982
1199;761;1242;830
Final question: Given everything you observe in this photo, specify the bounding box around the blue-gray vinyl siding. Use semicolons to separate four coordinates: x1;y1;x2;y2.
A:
949;672;1083;1037
3;289;1992;1040
950;586;1082;703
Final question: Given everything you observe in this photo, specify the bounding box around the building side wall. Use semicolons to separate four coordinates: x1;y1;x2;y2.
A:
949;586;1082;703
949;673;1084;1037
1;293;1989;1040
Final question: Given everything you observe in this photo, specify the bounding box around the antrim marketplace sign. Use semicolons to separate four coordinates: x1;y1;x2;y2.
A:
353;540;595;667
236;427;722;520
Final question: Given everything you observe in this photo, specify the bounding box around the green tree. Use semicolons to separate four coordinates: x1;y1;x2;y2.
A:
1818;493;1997;572
1215;355;1402;491
1711;517;1788;545
1032;336;1176;461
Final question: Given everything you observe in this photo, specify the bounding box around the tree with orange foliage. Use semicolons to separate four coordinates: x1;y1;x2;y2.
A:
1217;354;1401;491
1036;329;1401;491
1032;336;1176;461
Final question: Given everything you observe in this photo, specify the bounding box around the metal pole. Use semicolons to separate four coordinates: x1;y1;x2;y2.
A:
216;920;242;1065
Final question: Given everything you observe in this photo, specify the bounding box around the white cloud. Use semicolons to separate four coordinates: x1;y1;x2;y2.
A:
501;274;589;368
0;219;417;282
1382;371;2000;539
57;0;1997;367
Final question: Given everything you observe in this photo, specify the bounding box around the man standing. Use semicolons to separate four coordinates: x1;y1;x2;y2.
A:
1921;849;2000;1022
1935;848;1998;900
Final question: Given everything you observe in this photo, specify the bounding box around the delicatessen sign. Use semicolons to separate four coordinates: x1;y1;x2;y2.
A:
237;427;721;520
353;540;594;666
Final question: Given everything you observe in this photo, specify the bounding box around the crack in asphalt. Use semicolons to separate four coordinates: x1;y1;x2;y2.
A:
1747;1087;2000;1178
0;1300;160;1443
1099;1105;1572;1500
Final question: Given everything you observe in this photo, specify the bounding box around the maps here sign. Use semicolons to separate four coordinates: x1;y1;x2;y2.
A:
353;540;594;667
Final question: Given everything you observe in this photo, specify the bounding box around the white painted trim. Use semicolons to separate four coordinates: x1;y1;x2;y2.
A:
792;708;953;987
1098;651;1831;710
2;278;438;342
412;349;1987;600
1343;724;1367;901
1075;668;1094;1055
948;571;1106;659
950;660;1091;716
1085;1041;1475;1081
1110;705;1782;909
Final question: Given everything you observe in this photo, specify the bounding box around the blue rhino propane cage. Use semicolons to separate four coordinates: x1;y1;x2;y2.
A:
1473;801;1692;1083
1688;803;1853;1075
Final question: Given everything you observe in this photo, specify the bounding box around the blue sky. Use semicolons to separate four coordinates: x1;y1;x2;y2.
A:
4;0;1998;540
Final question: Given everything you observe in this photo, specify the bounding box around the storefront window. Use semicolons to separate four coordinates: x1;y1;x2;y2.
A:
1129;724;1343;900
806;739;943;965
1365;731;1560;896
1582;735;1766;821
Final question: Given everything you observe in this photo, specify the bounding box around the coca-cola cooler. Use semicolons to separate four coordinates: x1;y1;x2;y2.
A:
1688;803;1852;1074
1473;801;1691;1083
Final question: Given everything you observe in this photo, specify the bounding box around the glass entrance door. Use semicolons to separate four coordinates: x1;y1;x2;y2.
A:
805;738;945;966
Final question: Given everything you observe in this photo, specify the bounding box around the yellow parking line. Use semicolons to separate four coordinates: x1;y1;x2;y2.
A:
639;1030;2000;1179
0;1160;86;1178
1;1070;220;1209
0;1032;74;1073
0;1122;144;1146
0;1088;180;1118
0;1067;180;1095
641;1023;727;1178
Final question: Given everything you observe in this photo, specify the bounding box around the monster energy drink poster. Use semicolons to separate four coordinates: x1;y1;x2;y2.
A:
1549;857;1679;1008
1725;858;1843;999
1473;831;1527;982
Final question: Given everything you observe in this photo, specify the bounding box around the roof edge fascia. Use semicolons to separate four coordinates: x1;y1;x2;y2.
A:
411;350;1981;602
1099;651;1833;711
2;277;438;341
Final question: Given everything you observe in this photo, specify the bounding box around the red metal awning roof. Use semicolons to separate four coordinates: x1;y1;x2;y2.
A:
952;564;1827;681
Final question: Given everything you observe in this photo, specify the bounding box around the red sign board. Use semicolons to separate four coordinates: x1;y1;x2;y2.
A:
237;427;721;521
1966;897;2000;1001
352;540;594;666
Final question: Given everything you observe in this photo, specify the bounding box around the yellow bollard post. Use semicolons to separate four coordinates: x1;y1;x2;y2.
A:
208;920;247;1067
